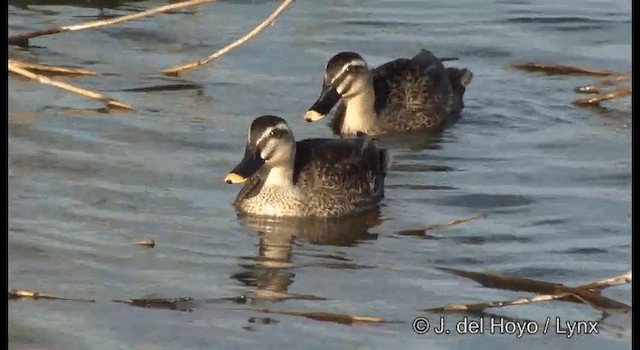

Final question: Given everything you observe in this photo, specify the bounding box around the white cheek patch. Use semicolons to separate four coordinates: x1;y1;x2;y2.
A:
260;143;273;160
339;75;369;98
329;59;367;86
336;78;351;95
261;139;293;162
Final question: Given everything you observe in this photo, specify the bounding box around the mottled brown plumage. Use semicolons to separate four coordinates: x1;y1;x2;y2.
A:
306;50;473;137
227;115;388;218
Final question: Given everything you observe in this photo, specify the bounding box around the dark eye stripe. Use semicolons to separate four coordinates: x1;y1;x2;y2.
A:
270;129;288;139
256;129;287;150
328;72;348;88
336;77;355;97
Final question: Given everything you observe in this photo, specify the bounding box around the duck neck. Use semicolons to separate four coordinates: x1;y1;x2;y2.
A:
263;166;294;188
262;146;296;189
342;82;377;135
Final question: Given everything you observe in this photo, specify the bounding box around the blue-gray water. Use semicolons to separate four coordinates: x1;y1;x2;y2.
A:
8;0;631;349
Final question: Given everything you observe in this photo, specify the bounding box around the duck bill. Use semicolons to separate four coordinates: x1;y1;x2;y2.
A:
304;86;341;122
224;150;265;184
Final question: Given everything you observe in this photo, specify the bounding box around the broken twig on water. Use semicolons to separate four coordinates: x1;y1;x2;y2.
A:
134;239;156;248
9;59;100;77
574;74;631;94
8;0;217;47
399;213;486;238
572;87;631;107
162;0;295;75
253;308;393;325
428;270;631;313
579;271;632;291
508;62;631;110
8;289;95;302
424;213;486;232
113;297;194;311
9;60;134;111
9;290;193;311
507;62;621;77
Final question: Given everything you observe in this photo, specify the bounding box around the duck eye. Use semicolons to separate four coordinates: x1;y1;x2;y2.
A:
270;130;282;138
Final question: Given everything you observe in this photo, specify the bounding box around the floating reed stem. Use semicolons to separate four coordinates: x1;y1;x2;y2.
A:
253;308;390;325
162;0;295;75
507;62;621;77
573;87;631;107
508;62;631;110
113;297;194;311
424;212;486;232
428;270;631;313
8;0;217;47
8;289;95;302
9;60;134;111
574;73;631;94
134;239;156;248
9;59;100;77
579;271;632;291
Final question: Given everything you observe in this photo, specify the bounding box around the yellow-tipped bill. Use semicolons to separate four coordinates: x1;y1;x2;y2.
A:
224;172;248;184
306;86;341;122
225;150;265;184
304;110;326;122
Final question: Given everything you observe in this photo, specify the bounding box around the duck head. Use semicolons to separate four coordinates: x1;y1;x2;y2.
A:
225;115;296;185
305;52;373;122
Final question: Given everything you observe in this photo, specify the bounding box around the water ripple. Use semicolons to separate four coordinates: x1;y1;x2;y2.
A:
8;0;631;349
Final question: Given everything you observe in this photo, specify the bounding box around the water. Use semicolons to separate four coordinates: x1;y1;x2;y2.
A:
8;0;632;349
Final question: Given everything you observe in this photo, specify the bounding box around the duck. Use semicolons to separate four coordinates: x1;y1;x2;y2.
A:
224;115;389;218
304;50;473;137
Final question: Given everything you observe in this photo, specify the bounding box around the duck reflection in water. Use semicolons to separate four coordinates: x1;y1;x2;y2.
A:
230;210;382;303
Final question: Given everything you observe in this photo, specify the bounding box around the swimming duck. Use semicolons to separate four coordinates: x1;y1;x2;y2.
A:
224;115;388;218
304;50;473;137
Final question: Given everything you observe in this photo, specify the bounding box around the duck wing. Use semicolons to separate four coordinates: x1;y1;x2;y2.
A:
370;50;451;113
293;137;387;196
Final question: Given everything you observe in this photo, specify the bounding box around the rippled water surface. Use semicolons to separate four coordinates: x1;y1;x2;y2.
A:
8;0;632;349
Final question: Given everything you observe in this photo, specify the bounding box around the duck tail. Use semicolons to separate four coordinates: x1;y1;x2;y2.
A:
414;49;437;61
411;49;441;70
458;68;474;87
449;68;474;88
379;148;391;176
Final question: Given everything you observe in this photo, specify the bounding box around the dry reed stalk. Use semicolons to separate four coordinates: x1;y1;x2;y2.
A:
574;73;631;94
507;62;621;77
8;289;95;302
9;60;134;111
254;308;388;325
427;270;631;313
10;112;38;120
572;87;631;107
10;59;100;76
248;289;326;301
58;107;115;115
8;0;217;47
509;61;630;109
134;239;156;248
427;292;575;312
424;212;486;232
162;0;295;75
579;271;632;291
113;297;194;310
